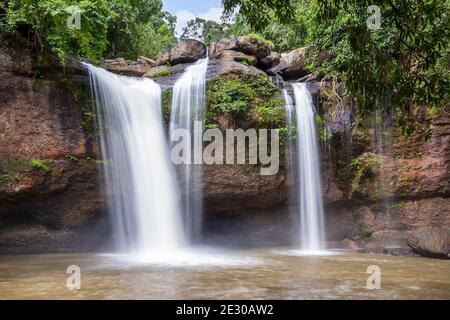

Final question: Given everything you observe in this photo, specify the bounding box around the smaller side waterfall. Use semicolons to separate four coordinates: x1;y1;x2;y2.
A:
169;57;209;244
85;63;185;255
285;83;326;252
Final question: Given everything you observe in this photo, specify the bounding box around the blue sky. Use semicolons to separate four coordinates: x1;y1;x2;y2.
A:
162;0;224;36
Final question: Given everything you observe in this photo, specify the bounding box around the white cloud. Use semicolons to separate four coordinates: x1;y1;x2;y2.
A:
174;7;223;37
198;8;223;23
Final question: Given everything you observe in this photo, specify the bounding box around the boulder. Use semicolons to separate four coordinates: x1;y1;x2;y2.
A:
138;56;157;66
214;59;265;79
143;65;173;79
209;36;272;59
268;47;310;80
258;52;281;69
156;39;207;66
408;227;450;259
101;57;153;76
214;50;257;66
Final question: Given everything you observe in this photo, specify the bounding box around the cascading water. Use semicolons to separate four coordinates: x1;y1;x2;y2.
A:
85;63;185;255
169;57;209;244
285;83;326;252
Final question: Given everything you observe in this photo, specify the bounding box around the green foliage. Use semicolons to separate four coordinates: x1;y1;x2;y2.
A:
225;0;450;114
348;153;381;197
0;0;176;63
245;33;274;48
1;0;109;62
106;0;177;59
181;18;226;45
359;225;373;238
222;0;295;32
150;68;173;78
207;73;284;129
311;0;449;113
314;114;332;142
207;77;256;120
255;98;284;127
29;159;51;172
65;155;79;162
161;88;172;125
0;173;10;183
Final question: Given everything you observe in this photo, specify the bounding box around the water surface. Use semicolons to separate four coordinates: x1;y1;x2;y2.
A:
1;248;449;299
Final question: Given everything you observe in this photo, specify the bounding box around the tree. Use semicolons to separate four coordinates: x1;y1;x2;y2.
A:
106;0;177;59
0;0;177;62
223;0;450;112
180;18;225;45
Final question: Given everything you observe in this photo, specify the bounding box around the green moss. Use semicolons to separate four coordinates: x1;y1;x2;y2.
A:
29;159;51;173
348;153;381;198
360;225;373;238
206;73;283;129
0;159;32;175
203;123;219;130
245;33;274;48
0;173;10;183
65;155;79;162
238;55;257;66
161;88;172;125
256;98;285;127
151;68;173;78
207;77;256;125
351;207;362;220
393;200;406;209
56;71;98;137
314;114;332;142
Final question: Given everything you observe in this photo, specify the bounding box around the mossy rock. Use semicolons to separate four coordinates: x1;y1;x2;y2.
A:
205;73;284;129
145;66;173;79
161;88;172;125
348;153;381;198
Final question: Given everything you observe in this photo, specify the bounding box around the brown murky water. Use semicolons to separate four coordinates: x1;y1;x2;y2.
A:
1;248;449;299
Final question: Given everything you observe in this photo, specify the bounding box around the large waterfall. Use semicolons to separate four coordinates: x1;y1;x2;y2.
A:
85;63;185;254
169;58;209;244
285;83;326;252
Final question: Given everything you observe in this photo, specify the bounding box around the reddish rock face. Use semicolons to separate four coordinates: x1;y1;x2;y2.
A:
100;57;154;77
209;36;272;60
203;165;287;214
408;227;450;259
320;80;450;256
0;42;449;257
0;45;107;253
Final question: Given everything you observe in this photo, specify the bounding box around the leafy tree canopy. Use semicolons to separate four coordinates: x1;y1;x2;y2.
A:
223;0;450;112
0;0;177;62
180;18;225;45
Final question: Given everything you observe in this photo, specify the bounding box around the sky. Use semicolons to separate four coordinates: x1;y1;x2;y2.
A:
162;0;224;36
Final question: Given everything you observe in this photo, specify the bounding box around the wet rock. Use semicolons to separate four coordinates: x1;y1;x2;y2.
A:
258;52;281;69
203;165;287;214
342;239;359;250
213;50;257;66
214;59;265;79
268;47;310;80
156;39;207;66
209;36;272;59
101;57;153;76
408;227;450;259
143;65;173;79
0;45;106;253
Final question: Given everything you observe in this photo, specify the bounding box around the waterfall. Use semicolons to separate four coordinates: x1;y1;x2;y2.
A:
169;57;209;243
285;83;326;252
84;63;185;254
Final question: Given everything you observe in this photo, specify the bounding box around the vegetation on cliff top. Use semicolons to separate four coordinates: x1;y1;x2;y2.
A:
222;0;449;113
0;0;176;62
206;73;285;129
